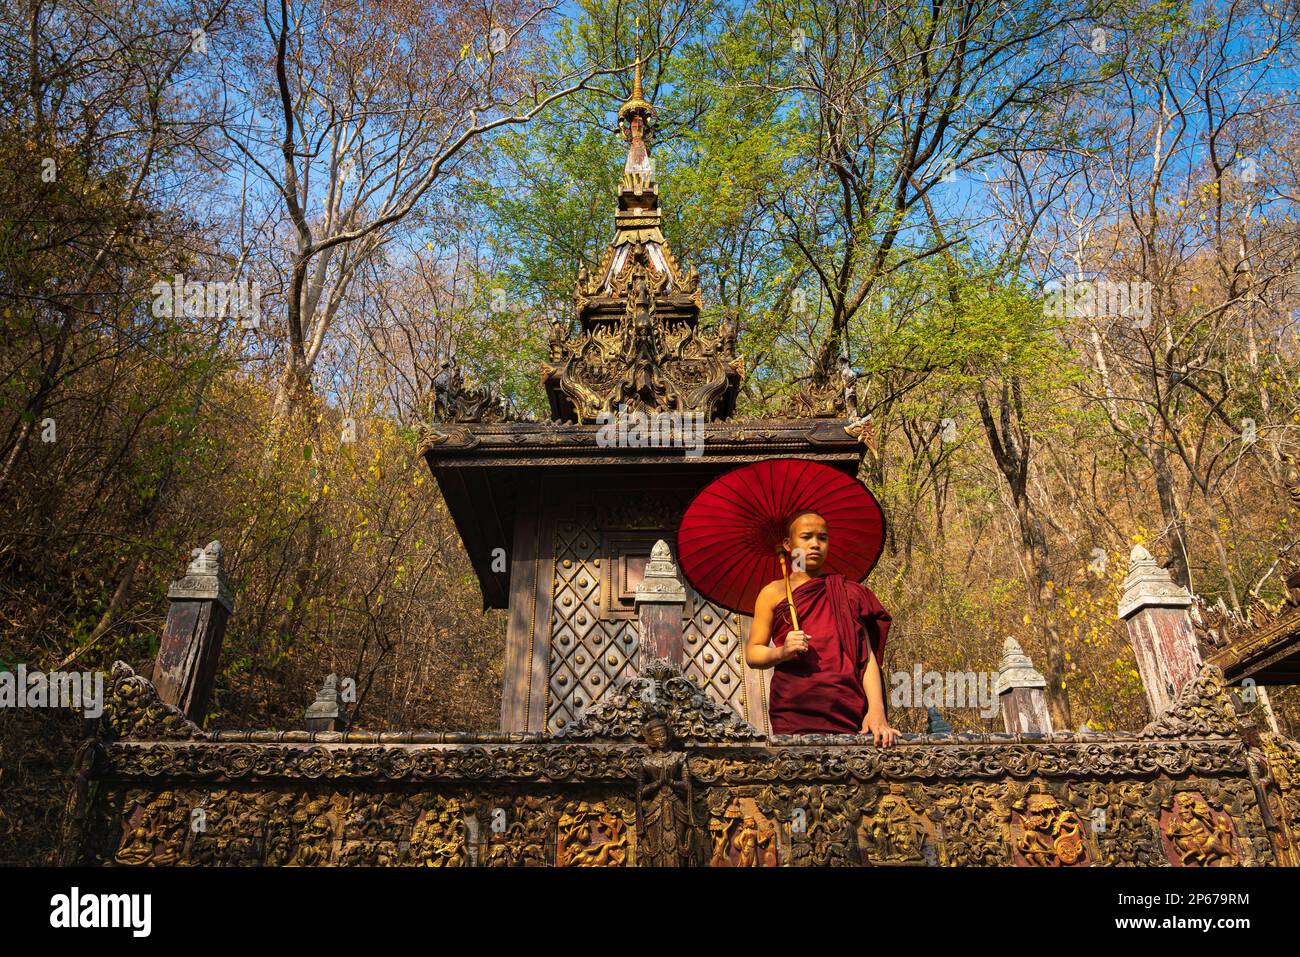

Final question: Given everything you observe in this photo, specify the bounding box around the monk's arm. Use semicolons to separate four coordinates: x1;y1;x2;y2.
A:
860;648;899;746
860;644;900;744
861;647;887;715
745;584;792;668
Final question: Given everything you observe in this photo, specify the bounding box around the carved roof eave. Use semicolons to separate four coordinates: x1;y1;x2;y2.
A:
579;239;696;316
421;418;869;610
419;417;868;468
1204;604;1300;683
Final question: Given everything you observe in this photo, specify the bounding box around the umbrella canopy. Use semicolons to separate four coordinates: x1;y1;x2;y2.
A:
676;457;886;615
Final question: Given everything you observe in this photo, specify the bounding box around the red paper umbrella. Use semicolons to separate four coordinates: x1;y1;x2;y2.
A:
676;458;886;616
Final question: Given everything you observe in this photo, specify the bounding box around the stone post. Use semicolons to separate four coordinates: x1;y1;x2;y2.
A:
1117;544;1202;719
305;675;346;732
994;637;1054;733
636;540;687;666
154;541;233;723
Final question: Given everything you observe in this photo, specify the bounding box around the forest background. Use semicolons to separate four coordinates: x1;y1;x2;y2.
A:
3;0;1299;863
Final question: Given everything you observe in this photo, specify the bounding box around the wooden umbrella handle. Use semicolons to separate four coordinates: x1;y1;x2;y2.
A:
777;551;800;632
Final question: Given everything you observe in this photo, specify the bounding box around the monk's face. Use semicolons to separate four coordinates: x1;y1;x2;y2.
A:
784;513;829;572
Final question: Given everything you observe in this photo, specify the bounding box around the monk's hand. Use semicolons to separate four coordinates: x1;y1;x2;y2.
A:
862;710;899;748
780;630;810;660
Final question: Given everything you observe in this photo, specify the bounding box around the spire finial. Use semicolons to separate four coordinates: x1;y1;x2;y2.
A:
633;16;644;100
618;17;655;142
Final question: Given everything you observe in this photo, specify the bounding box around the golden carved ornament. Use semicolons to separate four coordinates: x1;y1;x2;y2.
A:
1160;791;1240;866
556;800;631;866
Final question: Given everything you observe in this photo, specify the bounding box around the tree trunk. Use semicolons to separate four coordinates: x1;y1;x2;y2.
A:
1151;441;1192;590
1013;493;1072;731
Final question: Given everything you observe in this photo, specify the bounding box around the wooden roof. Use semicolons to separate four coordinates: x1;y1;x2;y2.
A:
421;418;867;608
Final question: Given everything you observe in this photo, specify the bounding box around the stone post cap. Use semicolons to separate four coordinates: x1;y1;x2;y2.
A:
635;539;687;604
994;636;1047;695
1117;544;1192;619
167;540;234;612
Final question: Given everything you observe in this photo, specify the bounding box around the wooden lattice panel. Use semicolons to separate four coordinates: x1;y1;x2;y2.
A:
682;594;748;720
544;501;755;732
547;517;639;732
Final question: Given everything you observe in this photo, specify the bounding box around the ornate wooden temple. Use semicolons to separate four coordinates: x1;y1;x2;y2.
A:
60;73;1300;868
414;62;865;737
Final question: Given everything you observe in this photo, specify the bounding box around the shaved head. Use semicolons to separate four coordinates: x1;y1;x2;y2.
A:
786;510;826;536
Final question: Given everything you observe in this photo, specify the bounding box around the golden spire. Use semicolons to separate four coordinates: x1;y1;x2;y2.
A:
601;14;674;288
618;18;655;140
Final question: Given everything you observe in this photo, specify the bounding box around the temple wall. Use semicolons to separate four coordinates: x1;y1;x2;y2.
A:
62;662;1300;867
70;737;1294;867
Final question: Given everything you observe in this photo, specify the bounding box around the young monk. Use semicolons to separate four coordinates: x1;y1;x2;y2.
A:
745;510;899;744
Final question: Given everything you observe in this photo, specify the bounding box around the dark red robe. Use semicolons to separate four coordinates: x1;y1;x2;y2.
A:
767;573;891;735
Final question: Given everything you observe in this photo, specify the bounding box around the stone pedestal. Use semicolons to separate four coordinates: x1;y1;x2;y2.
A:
635;540;687;666
995;637;1053;733
154;541;232;723
1118;545;1202;719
